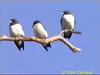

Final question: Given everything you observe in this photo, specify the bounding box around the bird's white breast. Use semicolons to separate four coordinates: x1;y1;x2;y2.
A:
34;23;48;39
62;14;75;30
10;24;24;37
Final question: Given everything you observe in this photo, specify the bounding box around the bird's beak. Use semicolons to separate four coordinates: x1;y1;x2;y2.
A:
9;20;12;23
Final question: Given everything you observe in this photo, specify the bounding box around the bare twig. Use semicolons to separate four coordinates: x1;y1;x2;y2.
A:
59;30;82;36
72;31;82;35
0;34;81;53
58;36;81;53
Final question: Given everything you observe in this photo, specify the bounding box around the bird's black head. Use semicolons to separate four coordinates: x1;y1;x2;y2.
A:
32;20;41;27
63;10;71;15
10;18;19;25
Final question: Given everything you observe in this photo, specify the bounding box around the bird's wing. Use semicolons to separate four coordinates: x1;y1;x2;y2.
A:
60;16;63;30
72;17;76;31
42;23;47;32
40;23;48;38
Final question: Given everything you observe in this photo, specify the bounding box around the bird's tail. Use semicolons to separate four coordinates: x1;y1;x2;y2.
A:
22;41;24;50
14;40;24;51
64;31;72;39
46;43;51;48
43;43;51;51
43;46;48;51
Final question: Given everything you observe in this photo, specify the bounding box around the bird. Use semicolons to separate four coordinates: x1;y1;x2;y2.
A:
60;10;75;39
9;18;25;51
32;20;51;51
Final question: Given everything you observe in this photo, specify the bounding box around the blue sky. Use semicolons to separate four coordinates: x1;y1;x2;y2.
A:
0;0;100;74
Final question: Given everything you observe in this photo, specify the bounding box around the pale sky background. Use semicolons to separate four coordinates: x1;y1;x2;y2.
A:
0;0;100;74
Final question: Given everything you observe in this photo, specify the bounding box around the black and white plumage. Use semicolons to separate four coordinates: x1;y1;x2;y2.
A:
32;20;51;51
9;18;25;51
60;10;75;39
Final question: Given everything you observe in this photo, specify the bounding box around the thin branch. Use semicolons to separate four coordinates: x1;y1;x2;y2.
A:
59;30;82;36
0;35;81;53
72;31;82;35
58;36;81;53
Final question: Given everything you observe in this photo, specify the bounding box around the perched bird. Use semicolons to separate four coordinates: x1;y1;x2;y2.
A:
60;10;75;39
32;20;51;51
9;18;25;51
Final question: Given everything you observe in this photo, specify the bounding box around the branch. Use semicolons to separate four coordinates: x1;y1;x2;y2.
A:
59;30;82;36
0;35;81;53
72;31;82;35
